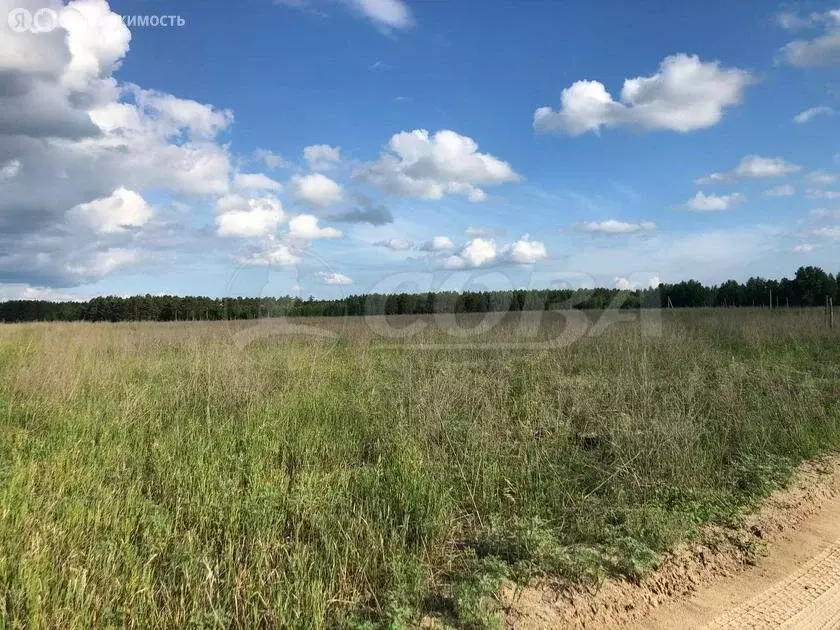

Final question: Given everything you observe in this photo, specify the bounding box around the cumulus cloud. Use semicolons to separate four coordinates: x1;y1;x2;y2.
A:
233;172;283;191
806;170;838;186
291;173;343;208
130;87;234;138
442;235;548;268
316;271;353;285
0;0;291;287
303;144;341;171
684;191;744;211
374;237;413;251
443;238;497;269
778;9;840;67
793;105;834;123
288;214;342;239
241;238;301;267
419;236;455;251
578;219;656;234
69;187;153;234
355;129;519;202
614;276;662;290
504;235;548;264
533;54;753;135
614;277;634;290
215;195;285;238
348;0;413;29
765;184;795;197
696;155;801;184
253;148;289;170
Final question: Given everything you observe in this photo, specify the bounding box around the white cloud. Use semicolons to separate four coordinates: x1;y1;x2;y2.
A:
534;54;753;135
684;191;744;212
504;235;547;264
765;184;795;197
777;12;811;30
420;236;455;251
444;237;498;269
0;284;90;302
302;144;341;171
735;156;800;178
275;0;413;30
578;219;656;234
215;195;285;237
441;256;466;270
793;105;834;123
253;148;288;170
355;129;519;202
806;189;840;200
777;9;840;30
58;0;131;92
461;237;497;267
131;87;234;138
375;237;413;251
348;0;413;29
806;170;838;185
793;243;817;253
441;235;547;267
613;275;665;290
316;271;353;285
288;214;342;239
70;187;153;233
65;247;138;279
0;0;258;286
233;172;283;191
1;159;21;180
813;226;840;239
615;277;634;290
778;9;840;67
696;155;801;184
810;208;840;219
291;173;343;208
241;238;300;267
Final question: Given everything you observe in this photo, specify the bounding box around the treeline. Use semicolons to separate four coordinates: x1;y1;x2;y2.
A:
1;266;837;323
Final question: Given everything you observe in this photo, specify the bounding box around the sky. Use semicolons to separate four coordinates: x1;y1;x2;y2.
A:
1;0;839;301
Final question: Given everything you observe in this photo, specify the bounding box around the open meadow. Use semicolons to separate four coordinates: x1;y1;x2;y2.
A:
1;309;839;627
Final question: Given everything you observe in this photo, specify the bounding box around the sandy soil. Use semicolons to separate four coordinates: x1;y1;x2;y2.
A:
505;454;840;629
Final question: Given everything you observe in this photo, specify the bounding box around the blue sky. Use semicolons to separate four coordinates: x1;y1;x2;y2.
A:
1;0;839;300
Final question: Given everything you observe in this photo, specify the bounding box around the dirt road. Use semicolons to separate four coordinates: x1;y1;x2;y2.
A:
507;457;840;629
629;488;840;629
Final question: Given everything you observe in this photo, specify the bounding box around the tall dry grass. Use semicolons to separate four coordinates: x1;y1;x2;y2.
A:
0;308;838;627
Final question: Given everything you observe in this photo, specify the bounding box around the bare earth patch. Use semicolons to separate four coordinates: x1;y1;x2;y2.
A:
504;453;840;629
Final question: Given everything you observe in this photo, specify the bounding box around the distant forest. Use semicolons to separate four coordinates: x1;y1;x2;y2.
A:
1;266;837;323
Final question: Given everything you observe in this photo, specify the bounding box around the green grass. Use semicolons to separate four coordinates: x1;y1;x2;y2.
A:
0;309;838;628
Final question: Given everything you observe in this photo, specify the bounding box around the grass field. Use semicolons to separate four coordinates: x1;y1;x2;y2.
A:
0;309;838;627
